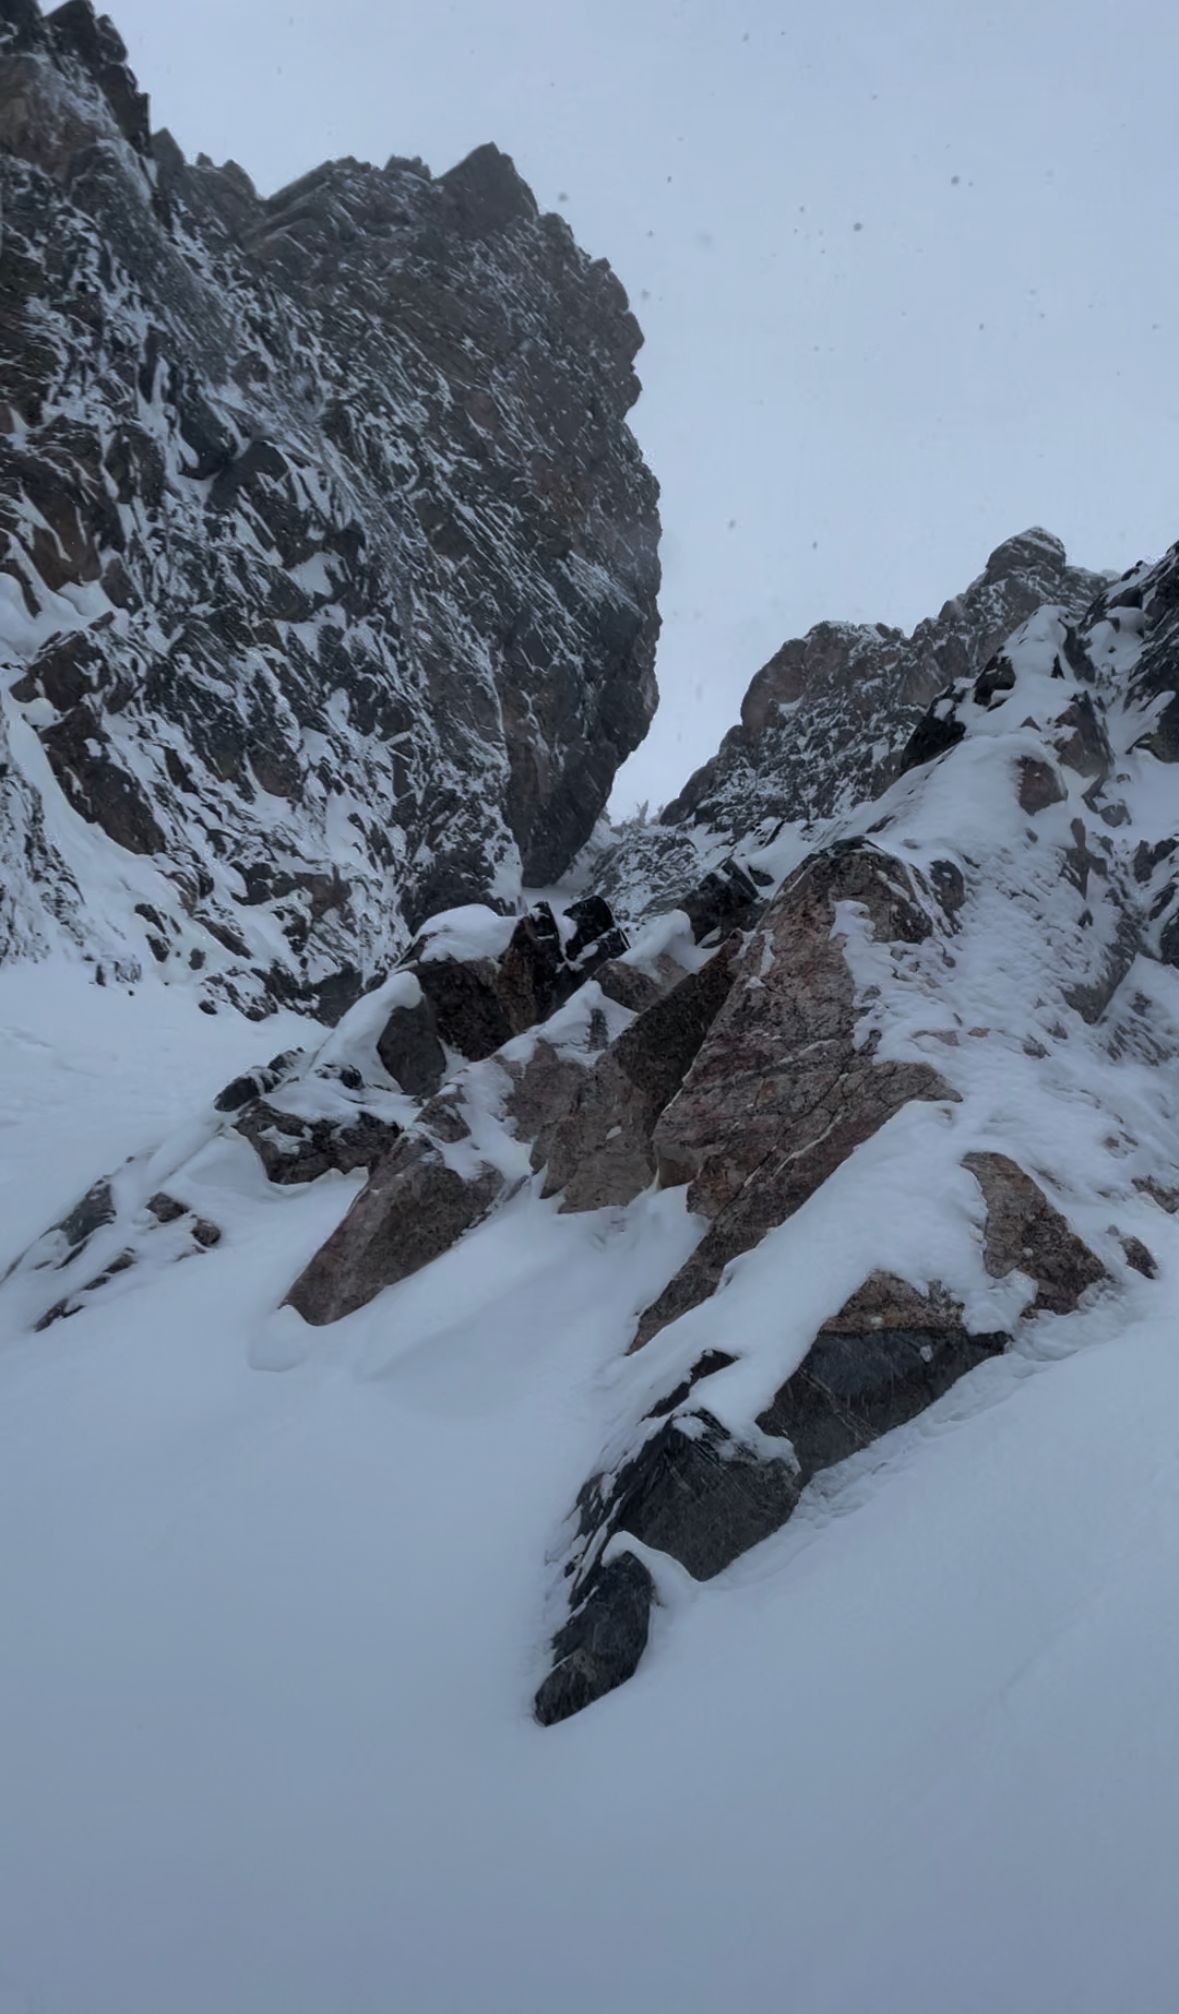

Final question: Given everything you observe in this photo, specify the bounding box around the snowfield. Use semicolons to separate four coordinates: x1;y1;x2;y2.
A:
2;962;1178;2014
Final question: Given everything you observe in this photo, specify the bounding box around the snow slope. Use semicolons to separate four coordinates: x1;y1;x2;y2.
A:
1;967;1179;2014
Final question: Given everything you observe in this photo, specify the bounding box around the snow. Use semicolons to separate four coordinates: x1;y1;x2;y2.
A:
5;522;1179;2008
0;961;309;1269
414;902;518;964
2;966;1179;2012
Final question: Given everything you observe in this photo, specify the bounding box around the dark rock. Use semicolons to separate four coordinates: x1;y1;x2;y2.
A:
534;1551;655;1727
1017;756;1067;815
899;700;967;775
50;1175;115;1263
679;857;762;942
496;905;568;1030
973;652;1016;706
562;894;627;967
376;990;446;1097
1134;1175;1179;1214
212;1050;300;1113
592;960;663;1015
645;1349;736;1417
233;1099;396;1185
755;1274;1008;1458
1120;1234;1157;1278
416;957;515;1062
537;1273;1006;1722
145;1191;186;1224
1053;691;1112;781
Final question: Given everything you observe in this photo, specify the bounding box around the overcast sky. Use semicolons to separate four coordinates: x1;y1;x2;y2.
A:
114;0;1179;811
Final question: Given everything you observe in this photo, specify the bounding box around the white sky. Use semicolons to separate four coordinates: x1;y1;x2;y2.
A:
113;0;1179;811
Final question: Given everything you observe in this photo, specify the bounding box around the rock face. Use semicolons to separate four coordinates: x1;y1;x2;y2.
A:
0;0;660;1014
631;841;959;1346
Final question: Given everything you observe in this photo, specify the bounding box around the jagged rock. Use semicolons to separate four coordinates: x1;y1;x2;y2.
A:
532;939;740;1210
534;1551;656;1728
973;651;1016;706
501;1039;593;1143
536;1274;1007;1723
1120;1234;1157;1278
1134;1175;1179;1214
562;894;627;968
754;1275;1008;1454
900;701;968;776
409;898;628;1068
632;844;957;1346
659;529;1105;843
0;2;659;1010
145;1192;186;1225
50;1175;116;1264
496;906;572;1032
963;1153;1107;1314
1053;691;1112;781
232;1099;395;1185
212;1050;302;1114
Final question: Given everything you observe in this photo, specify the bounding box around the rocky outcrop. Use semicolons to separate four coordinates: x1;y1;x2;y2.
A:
6;6;1179;1747
285;1113;506;1327
532;939;740;1211
592;531;1108;930
630;842;959;1346
660;529;1105;844
535;1275;1008;1724
0;0;659;1014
